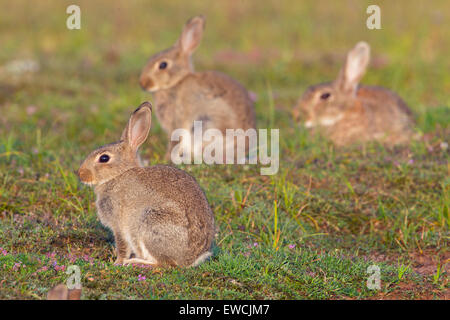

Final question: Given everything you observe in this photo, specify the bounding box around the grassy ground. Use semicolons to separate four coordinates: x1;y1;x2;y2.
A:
0;0;448;299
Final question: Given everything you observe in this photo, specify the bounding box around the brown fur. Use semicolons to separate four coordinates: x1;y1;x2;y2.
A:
139;15;255;160
77;102;215;267
293;42;415;146
47;284;81;300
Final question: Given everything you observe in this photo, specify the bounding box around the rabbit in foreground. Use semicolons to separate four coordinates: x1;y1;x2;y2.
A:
47;284;81;300
293;41;415;146
77;102;215;267
139;15;256;160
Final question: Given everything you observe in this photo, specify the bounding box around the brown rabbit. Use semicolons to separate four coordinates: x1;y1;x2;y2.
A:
293;41;415;146
139;15;256;160
77;102;215;267
47;284;81;300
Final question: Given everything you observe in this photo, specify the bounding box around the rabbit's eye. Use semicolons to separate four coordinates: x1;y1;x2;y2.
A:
320;92;331;100
99;154;110;163
159;61;168;69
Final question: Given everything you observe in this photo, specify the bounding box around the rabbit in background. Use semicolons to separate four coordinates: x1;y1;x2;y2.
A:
139;15;256;161
77;102;215;267
293;41;415;146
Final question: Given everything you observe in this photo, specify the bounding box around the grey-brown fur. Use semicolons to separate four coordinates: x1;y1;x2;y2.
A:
77;102;215;267
293;41;415;146
47;284;82;300
139;15;255;160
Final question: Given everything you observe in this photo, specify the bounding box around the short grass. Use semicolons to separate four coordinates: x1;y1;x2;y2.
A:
0;0;448;299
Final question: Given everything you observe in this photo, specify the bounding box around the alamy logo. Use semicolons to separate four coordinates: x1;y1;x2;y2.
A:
66;5;81;30
170;121;279;175
366;265;381;290
366;5;381;29
66;265;82;289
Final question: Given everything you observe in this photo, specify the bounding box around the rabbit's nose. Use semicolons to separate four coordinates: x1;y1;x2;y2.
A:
78;168;93;183
139;76;154;91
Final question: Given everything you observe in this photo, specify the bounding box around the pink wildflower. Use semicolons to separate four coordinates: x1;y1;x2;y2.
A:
138;274;146;282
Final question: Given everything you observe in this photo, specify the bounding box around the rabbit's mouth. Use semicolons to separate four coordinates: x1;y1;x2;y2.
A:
304;114;344;128
304;120;315;128
319;114;344;127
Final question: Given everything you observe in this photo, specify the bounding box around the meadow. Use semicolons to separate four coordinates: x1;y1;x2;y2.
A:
0;0;448;299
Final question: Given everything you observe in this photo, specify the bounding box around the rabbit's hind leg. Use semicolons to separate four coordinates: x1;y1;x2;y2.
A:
122;240;159;266
122;258;158;266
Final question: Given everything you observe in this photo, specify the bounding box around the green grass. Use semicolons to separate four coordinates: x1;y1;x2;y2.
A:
0;0;448;299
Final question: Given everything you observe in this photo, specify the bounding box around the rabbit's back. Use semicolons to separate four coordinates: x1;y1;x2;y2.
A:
327;85;415;145
154;71;255;133
358;86;414;141
116;165;214;228
358;85;414;123
194;71;256;130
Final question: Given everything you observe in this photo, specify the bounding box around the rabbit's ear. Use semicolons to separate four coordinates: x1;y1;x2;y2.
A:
179;15;205;56
122;102;152;151
336;42;370;96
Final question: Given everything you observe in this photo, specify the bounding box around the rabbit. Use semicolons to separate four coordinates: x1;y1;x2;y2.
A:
139;15;256;161
293;41;415;146
77;102;215;267
47;284;81;300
